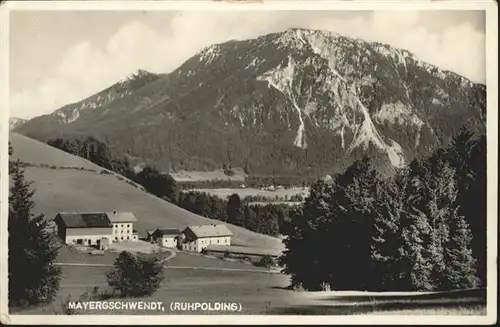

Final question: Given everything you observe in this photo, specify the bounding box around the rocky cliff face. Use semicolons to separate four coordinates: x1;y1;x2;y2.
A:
16;28;486;177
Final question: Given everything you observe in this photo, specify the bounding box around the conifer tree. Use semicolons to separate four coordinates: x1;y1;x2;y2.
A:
279;181;332;290
420;154;454;290
8;160;61;307
243;205;258;231
398;159;434;291
442;208;479;290
370;169;408;290
328;157;379;290
226;193;244;226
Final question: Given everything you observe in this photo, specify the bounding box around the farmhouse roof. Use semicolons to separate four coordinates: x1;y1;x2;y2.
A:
184;224;233;238
106;211;138;223
55;213;113;228
155;228;181;236
204;244;282;257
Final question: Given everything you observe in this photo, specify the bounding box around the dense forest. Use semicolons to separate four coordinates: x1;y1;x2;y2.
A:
280;127;486;291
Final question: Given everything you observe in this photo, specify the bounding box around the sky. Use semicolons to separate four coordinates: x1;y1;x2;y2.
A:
9;9;486;120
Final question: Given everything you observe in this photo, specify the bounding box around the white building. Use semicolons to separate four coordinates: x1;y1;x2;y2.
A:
180;224;233;253
107;211;138;242
151;228;181;248
54;211;139;245
54;213;113;247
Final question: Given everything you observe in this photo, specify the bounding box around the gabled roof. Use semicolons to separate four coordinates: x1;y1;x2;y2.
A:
106;211;138;223
154;228;181;237
55;213;113;228
184;224;233;238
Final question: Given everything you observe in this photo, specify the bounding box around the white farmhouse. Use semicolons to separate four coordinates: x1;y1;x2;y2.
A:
107;211;138;242
180;224;233;253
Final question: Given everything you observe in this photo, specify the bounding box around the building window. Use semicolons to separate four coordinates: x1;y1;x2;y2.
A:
217;239;219;244
121;236;124;240
115;237;118;240
127;236;129;240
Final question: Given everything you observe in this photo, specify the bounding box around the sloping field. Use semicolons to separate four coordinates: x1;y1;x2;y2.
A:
8;133;284;251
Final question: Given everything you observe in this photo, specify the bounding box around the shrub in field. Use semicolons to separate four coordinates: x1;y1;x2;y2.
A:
320;282;331;292
106;251;165;297
223;169;235;177
292;282;305;292
256;255;275;268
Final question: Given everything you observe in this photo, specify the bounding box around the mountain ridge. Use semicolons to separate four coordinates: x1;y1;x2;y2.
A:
15;28;486;177
9;117;28;131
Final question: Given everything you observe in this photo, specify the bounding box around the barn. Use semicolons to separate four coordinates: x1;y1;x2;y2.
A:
53;212;113;247
53;211;139;246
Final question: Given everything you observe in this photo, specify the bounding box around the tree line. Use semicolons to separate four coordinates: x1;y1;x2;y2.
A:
280;127;486;292
177;191;297;237
47;136;320;191
47;137;178;203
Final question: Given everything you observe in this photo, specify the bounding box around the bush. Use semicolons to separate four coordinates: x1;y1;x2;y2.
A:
223;250;231;258
292;282;305;292
256;255;275;268
223;169;235;177
106;251;165;297
320;281;331;291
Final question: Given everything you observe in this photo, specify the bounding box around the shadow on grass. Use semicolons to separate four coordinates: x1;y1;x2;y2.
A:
267;288;486;315
270;285;294;291
319;288;486;303
268;300;485;315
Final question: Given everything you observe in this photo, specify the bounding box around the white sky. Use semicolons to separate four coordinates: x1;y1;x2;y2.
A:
9;10;486;119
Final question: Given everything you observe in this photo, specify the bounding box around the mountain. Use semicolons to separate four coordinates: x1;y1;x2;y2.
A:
8;132;284;250
9;117;28;131
15;28;486;177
